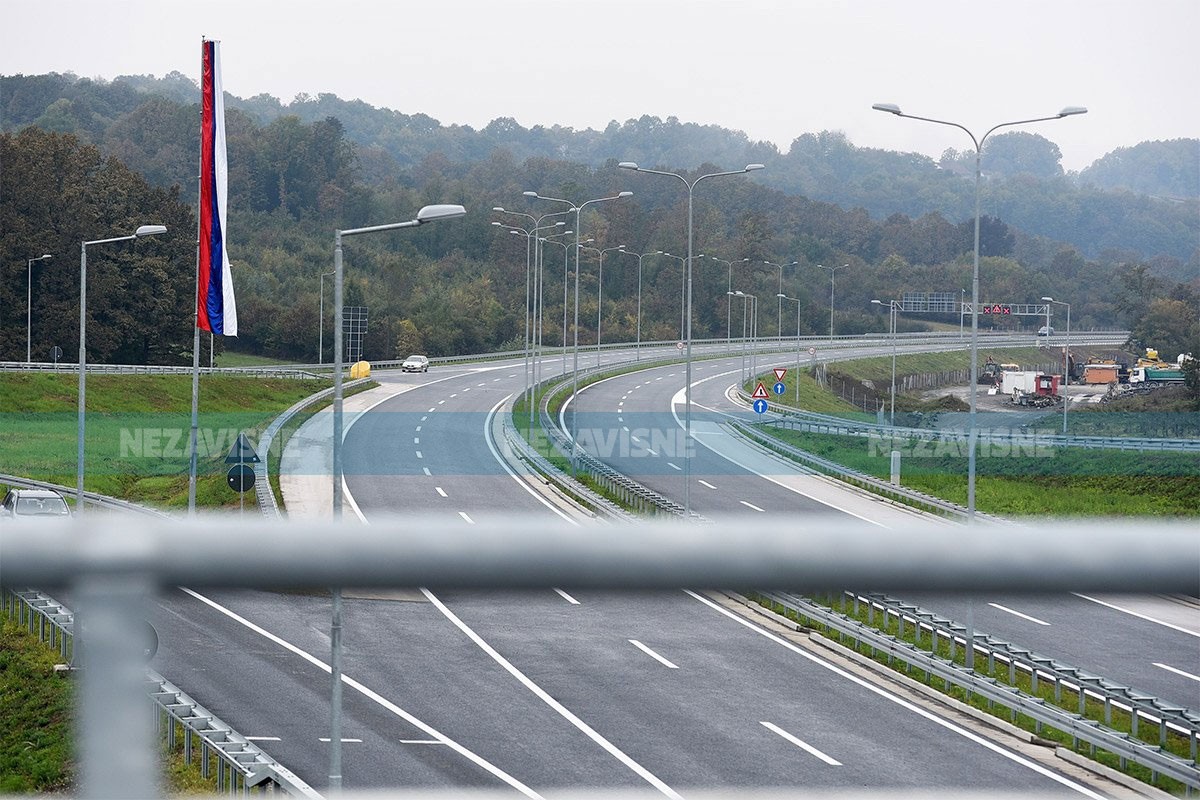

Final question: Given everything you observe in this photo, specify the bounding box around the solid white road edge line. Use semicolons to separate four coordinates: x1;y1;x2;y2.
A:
988;603;1051;626
484;394;579;525
421;588;682;799
1073;594;1200;638
1154;662;1200;682
684;590;1106;799
177;587;542;799
629;640;679;669
760;721;841;766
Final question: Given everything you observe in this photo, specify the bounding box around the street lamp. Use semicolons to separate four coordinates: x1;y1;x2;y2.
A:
779;294;803;404
559;236;593;367
78;225;167;514
580;243;625;356
26;253;52;363
493;217;567;427
873;101;1086;518
654;251;690;340
615;249;650;361
706;256;749;349
728;290;757;385
813;263;848;343
537;229;575;381
872;299;900;425
620;160;763;516
765;260;798;340
318;270;334;365
523;190;632;476
1042;296;1072;434
329;203;464;788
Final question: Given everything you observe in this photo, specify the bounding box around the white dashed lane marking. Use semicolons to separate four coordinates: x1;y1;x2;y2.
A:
740;500;766;512
629;640;678;669
435;487;447;498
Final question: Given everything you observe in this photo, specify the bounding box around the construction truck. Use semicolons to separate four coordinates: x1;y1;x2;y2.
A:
978;357;1022;386
1129;348;1188;384
1001;370;1061;407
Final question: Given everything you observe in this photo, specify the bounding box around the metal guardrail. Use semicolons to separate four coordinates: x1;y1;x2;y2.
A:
840;592;1200;747
755;590;1200;791
0;473;172;518
726;420;991;521
2;587;321;798
0;360;321;379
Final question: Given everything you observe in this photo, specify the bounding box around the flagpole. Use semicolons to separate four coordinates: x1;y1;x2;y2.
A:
187;38;205;517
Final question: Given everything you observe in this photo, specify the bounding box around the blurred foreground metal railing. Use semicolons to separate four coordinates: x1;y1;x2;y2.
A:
2;515;1197;798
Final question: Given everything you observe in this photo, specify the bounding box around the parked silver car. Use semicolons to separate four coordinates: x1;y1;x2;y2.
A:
1;488;72;519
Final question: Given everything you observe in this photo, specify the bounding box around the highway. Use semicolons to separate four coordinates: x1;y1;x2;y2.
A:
141;341;1182;796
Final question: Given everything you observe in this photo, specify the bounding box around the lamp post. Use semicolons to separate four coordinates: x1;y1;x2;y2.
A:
616;249;650;361
26;254;52;363
78;225;167;514
813;263;848;343
654;251;689;340
706;256;749;350
872;299;900;425
1042;296;1071;433
318;270;334;365
580;243;625;356
330;203;464;789
523;191;633;476
620;160;763;516
779;294;803;404
537;231;575;377
765;260;798;340
873;101;1086;518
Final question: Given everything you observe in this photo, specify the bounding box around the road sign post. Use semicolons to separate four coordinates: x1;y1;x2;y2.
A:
225;433;261;514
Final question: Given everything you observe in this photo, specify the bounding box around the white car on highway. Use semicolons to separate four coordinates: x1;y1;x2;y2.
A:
401;354;430;373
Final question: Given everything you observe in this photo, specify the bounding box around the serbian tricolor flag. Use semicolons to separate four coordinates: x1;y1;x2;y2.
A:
198;39;237;336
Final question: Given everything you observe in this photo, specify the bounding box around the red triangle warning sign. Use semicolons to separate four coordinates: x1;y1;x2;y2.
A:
751;382;770;399
773;368;787;381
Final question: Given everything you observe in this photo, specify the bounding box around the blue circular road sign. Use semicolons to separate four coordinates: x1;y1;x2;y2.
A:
753;398;769;414
773;382;786;395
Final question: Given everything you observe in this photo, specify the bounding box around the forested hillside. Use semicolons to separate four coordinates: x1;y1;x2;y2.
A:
1;71;1196;367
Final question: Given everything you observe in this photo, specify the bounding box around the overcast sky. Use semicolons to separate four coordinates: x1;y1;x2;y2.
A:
3;0;1196;171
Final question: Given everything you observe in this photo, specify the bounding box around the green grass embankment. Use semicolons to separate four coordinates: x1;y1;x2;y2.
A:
0;373;330;509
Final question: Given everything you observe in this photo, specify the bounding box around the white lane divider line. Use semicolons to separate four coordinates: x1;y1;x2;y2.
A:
450;393;458;398
427;408;436;413
414;437;420;445
415;451;423;459
422;589;680;799
554;588;581;605
458;511;474;524
1073;594;1200;638
438;400;446;405
245;736;281;742
667;462;682;471
740;500;766;512
400;739;445;745
319;738;363;743
629;640;679;669
623;426;630;433
685;590;1106;799
177;588;543;799
415;426;422;432
698;480;717;489
435;487;447;498
760;722;841;765
988;603;1050;626
462;387;471;392
477;383;487;387
420;416;428;422
422;467;431;476
1154;662;1200;682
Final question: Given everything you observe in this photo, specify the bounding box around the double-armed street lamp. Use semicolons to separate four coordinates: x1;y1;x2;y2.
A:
580;243;626;356
813;263;848;343
728;290;757;385
620;160;764;516
779;293;803;404
1042;296;1072;434
536;228;575;381
765;260;798;340
872;101;1086;519
26;253;53;364
653;251;694;340
871;299;901;425
616;249;650;361
78;225;167;514
523;190;633;476
705;256;749;349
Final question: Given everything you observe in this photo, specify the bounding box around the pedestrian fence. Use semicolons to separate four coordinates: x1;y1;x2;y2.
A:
753;589;1200;792
2;587;320;798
